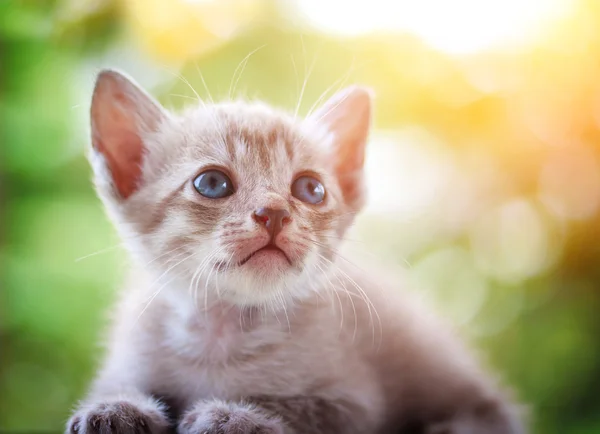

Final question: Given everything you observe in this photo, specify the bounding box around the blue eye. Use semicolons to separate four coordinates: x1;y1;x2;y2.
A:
291;175;325;204
193;170;234;199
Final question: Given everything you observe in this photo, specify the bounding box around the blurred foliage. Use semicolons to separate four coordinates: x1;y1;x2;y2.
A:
1;0;600;432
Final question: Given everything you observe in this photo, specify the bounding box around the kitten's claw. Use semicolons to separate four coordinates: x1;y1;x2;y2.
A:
66;400;168;434
178;400;284;434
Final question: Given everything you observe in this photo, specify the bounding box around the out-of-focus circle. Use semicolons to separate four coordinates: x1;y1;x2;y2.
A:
470;198;554;282
539;145;600;221
410;246;489;326
121;0;261;63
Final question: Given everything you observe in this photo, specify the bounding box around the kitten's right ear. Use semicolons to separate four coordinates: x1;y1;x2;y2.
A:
90;69;166;199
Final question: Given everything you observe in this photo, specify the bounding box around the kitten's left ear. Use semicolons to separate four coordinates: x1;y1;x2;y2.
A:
90;69;167;200
309;86;372;210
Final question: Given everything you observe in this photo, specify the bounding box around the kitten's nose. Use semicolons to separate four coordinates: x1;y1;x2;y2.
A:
253;207;291;239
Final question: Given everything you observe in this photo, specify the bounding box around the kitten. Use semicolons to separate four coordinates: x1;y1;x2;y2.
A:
66;69;526;434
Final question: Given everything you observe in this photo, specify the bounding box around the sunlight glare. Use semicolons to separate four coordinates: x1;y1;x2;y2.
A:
295;0;573;54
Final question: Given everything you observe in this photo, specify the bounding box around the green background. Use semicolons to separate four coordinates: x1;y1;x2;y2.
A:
1;1;600;432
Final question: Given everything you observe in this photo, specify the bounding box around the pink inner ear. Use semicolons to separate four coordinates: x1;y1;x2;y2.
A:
93;131;143;199
91;70;164;199
310;86;372;207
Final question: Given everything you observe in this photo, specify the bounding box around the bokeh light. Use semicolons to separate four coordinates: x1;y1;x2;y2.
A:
2;0;600;432
294;0;574;54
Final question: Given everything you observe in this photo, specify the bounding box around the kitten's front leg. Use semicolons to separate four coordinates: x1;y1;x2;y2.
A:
177;400;284;434
66;392;170;434
178;396;374;434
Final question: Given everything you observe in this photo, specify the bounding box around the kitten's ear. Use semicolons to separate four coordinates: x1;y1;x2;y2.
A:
90;69;166;199
309;86;372;209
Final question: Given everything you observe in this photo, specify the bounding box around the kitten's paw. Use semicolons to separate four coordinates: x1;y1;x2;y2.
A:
67;398;169;434
178;400;284;434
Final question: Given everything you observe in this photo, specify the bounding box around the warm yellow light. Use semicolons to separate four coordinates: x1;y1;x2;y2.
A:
295;0;573;54
121;0;260;63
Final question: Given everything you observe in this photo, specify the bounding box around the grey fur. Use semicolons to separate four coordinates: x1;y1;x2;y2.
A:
66;70;526;434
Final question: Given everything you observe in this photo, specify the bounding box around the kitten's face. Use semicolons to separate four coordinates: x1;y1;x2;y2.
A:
90;70;371;306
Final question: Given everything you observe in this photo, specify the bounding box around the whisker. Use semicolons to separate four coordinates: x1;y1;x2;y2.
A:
324;255;383;349
312;233;366;245
290;55;300;106
293;35;318;120
202;245;230;304
132;250;197;328
74;231;160;262
326;258;358;343
168;70;202;103
310;85;354;126
278;289;291;333
215;249;235;306
306;57;357;118
190;245;227;312
305;238;383;349
188;247;214;313
143;249;192;295
313;233;412;269
313;260;344;335
169;93;199;101
194;62;215;105
144;244;191;267
75;243;124;262
229;45;267;100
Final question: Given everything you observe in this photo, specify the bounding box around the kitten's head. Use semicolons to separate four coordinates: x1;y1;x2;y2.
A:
90;70;371;306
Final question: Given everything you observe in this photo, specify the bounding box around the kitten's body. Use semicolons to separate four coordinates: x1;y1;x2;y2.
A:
68;70;525;434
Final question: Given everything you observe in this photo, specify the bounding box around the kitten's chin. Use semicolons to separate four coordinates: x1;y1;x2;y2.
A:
214;260;306;306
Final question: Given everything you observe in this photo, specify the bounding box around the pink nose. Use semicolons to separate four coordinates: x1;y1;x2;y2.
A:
253;207;292;239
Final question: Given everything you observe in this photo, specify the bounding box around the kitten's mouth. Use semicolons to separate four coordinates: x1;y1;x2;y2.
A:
238;244;292;267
